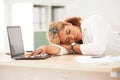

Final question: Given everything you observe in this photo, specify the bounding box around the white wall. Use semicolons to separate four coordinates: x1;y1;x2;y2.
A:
66;0;120;31
11;3;33;51
0;0;5;52
5;0;34;52
3;0;120;52
33;0;120;31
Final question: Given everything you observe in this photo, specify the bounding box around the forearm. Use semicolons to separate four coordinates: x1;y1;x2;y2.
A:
61;44;82;55
46;45;60;55
60;44;71;51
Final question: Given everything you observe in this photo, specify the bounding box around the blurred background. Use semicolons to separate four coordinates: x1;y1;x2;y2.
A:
0;0;120;53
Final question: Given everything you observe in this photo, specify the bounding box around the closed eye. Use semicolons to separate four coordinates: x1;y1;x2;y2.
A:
64;29;71;43
66;29;71;35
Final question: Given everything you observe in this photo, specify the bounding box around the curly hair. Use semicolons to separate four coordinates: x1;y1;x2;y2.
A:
46;21;68;44
64;17;82;27
46;17;82;44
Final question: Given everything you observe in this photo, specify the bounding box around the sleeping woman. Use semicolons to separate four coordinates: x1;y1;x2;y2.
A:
25;15;120;57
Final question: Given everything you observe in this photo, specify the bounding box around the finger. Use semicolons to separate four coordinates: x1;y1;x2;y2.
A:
24;52;32;57
25;50;37;58
32;49;42;58
28;49;38;56
40;51;47;57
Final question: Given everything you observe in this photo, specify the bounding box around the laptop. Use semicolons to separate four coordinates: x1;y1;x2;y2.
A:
7;26;51;60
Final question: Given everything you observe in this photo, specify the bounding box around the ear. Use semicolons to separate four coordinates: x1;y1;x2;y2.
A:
64;17;82;27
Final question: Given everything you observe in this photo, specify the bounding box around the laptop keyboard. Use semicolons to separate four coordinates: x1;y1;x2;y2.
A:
14;54;51;60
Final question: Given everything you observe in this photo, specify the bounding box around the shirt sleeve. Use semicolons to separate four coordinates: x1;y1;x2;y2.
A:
51;44;69;55
80;15;112;55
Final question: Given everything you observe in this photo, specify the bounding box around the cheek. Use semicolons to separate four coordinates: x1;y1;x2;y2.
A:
60;36;66;43
78;32;83;40
58;32;66;43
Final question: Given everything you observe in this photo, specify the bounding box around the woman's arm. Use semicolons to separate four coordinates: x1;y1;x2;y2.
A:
60;43;82;54
73;44;82;54
60;44;71;51
46;45;61;55
80;15;112;55
25;45;61;57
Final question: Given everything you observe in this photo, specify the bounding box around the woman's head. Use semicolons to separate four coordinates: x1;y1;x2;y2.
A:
47;17;82;44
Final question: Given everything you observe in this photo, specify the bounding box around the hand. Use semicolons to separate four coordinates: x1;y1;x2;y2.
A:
24;46;47;58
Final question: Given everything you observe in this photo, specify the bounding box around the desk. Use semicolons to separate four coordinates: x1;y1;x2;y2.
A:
0;53;120;80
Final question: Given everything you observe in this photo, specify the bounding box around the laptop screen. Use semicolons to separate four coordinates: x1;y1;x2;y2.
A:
7;26;24;57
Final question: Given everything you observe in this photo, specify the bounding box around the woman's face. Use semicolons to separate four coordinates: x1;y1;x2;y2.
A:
58;24;82;44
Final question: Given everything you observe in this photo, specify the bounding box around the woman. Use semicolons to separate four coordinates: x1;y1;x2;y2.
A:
25;15;120;57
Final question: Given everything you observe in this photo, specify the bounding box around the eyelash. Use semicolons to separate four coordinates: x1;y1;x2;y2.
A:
66;29;71;43
67;29;70;35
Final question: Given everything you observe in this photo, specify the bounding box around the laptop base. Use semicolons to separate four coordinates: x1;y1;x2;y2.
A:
13;54;51;60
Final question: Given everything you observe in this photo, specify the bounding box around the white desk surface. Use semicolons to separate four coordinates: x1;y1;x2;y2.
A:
0;53;120;72
0;53;120;80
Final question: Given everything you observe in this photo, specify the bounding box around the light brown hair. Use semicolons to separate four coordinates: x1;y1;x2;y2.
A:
46;17;82;44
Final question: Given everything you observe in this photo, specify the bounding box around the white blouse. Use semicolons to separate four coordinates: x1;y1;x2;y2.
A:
80;15;111;55
56;15;120;55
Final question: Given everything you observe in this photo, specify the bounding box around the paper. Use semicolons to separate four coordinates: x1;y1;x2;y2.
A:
74;56;120;63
